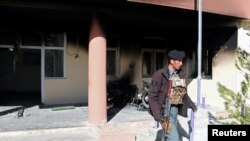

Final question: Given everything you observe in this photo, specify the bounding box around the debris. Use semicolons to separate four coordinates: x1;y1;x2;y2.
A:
18;107;24;117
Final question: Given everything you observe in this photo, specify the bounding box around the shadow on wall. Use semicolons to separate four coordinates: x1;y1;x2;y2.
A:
107;62;136;107
107;62;138;121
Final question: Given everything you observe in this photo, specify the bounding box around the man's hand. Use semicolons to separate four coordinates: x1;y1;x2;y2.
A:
160;116;171;133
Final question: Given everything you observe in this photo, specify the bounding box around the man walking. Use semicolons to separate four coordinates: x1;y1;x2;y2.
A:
148;50;197;141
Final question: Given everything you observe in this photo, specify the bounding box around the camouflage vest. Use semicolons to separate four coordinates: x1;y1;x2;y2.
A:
168;77;187;105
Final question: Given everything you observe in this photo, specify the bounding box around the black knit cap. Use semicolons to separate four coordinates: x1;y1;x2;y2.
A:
168;50;185;60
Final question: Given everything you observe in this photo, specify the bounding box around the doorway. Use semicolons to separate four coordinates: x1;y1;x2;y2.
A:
0;47;41;107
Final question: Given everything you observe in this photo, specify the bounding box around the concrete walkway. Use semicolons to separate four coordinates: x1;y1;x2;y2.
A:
0;104;225;141
0;105;88;132
0;127;97;141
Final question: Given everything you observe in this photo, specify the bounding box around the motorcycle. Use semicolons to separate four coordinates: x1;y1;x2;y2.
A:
106;81;122;107
107;81;136;108
130;81;149;109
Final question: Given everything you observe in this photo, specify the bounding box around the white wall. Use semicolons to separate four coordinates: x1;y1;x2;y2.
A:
44;37;88;105
238;28;250;53
188;31;238;109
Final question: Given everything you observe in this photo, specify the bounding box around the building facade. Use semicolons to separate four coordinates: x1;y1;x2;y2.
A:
0;0;249;123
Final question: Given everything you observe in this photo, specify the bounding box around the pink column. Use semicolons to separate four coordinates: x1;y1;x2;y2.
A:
88;16;107;124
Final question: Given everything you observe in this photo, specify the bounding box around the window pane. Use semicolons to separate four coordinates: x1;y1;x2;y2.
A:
45;50;63;77
21;32;42;46
0;31;15;45
142;51;153;76
107;50;116;76
155;52;165;70
44;33;64;47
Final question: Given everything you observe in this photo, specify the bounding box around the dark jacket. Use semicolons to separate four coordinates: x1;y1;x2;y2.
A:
148;67;197;122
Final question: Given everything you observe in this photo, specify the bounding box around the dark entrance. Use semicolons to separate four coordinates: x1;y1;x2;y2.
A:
0;48;41;107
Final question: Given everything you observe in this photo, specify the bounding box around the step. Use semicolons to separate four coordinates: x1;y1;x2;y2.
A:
0;127;98;141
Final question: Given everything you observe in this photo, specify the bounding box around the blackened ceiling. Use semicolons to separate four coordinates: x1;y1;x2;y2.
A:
0;0;238;35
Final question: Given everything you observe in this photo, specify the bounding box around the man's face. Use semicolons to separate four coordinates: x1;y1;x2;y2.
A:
170;59;183;71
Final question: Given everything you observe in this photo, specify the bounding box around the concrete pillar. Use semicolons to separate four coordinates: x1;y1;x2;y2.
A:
88;16;107;124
